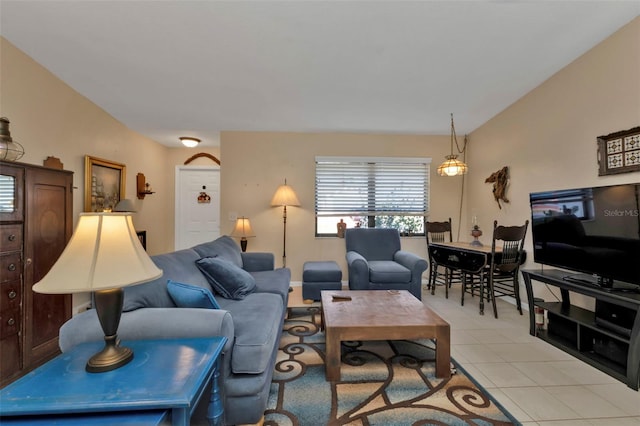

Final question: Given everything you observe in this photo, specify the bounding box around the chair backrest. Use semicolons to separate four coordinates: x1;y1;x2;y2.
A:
490;220;529;273
344;228;401;260
425;218;453;246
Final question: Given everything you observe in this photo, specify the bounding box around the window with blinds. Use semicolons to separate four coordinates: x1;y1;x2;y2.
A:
315;156;431;236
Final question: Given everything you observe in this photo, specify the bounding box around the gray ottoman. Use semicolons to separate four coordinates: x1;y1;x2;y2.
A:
302;261;342;302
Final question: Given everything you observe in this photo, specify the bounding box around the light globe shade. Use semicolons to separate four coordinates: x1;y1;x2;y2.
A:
179;137;200;148
33;213;162;294
437;155;468;177
230;217;255;238
270;183;301;207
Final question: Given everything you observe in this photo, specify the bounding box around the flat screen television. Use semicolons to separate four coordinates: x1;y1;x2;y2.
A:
529;183;640;291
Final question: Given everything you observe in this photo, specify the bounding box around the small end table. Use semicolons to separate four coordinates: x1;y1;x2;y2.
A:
0;337;227;426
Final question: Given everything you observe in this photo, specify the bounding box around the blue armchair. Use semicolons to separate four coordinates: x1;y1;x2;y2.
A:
345;228;428;300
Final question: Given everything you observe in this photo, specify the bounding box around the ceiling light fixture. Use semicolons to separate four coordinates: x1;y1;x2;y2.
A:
437;113;468;177
179;137;201;148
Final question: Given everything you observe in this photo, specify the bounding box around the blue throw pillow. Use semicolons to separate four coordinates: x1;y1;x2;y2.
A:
195;256;256;300
166;280;220;309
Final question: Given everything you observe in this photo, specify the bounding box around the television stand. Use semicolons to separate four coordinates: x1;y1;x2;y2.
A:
522;269;640;391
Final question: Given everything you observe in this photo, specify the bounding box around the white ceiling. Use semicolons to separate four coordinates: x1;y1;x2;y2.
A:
1;1;638;148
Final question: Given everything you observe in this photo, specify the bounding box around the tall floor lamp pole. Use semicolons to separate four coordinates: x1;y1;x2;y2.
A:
271;179;300;268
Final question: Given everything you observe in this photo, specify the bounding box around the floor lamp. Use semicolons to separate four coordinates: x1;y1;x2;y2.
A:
270;179;300;268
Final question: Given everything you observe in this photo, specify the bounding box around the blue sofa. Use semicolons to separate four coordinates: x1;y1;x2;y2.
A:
58;236;290;425
345;228;428;300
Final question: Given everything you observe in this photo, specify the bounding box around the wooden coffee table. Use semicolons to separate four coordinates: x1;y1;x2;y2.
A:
321;290;451;381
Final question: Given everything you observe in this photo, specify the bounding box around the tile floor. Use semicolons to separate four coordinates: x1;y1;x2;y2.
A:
425;287;640;425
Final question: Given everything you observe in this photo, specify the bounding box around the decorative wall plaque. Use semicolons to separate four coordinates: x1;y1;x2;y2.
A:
597;126;640;176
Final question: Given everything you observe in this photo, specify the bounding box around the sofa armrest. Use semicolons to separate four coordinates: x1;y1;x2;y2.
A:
59;307;235;354
346;251;369;290
242;252;275;272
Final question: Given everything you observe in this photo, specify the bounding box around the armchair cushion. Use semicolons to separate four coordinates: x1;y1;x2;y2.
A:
345;228;401;260
196;256;256;300
368;260;411;283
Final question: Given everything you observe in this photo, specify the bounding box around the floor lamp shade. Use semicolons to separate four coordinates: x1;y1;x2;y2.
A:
270;183;301;208
33;212;162;372
270;180;300;267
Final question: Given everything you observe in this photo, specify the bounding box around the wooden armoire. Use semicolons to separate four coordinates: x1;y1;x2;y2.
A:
0;160;73;387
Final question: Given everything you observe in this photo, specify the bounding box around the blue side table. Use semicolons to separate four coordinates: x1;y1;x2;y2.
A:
0;337;227;426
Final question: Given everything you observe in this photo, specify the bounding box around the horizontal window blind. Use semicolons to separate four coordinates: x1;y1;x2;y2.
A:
315;156;430;217
0;176;15;213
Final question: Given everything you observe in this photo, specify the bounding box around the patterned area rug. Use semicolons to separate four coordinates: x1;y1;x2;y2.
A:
265;308;519;426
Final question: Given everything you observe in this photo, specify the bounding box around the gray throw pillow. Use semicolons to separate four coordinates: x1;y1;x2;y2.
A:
196;256;256;300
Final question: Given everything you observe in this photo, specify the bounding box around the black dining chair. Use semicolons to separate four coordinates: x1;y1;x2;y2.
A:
425;218;461;298
461;220;529;318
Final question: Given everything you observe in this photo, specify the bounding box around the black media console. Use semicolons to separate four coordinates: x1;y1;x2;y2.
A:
522;269;640;390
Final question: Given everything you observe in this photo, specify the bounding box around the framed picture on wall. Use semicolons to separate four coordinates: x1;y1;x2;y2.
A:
597;126;640;176
84;155;126;212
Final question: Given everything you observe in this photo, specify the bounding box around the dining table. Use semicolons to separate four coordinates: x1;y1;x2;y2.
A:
428;241;501;315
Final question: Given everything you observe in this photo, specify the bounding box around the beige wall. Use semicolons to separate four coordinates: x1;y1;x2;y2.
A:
466;17;640;307
1;37;219;309
220;131;460;280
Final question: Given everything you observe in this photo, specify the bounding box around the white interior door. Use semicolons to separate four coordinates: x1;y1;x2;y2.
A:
175;166;220;250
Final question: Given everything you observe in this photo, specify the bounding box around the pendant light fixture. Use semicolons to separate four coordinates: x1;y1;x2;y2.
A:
0;117;25;162
437;113;468;177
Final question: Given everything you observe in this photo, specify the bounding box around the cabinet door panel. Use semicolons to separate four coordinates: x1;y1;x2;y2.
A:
23;167;72;367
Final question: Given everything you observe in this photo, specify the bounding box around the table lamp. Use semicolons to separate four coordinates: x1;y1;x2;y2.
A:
33;212;162;373
270;179;300;267
230;216;255;252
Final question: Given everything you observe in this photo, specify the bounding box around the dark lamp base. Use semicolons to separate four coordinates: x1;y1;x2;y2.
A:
88;288;133;373
86;335;134;373
240;238;248;252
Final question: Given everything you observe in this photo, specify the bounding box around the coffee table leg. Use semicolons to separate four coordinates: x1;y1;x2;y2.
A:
435;325;451;379
325;328;340;381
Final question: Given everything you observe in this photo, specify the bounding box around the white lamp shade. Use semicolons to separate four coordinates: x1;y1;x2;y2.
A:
270;183;301;207
230;217;255;238
33;213;162;294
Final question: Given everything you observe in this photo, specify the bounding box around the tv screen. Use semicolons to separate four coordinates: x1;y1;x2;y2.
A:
529;183;640;290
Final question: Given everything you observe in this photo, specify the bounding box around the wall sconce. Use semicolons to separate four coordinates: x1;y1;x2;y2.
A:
437;113;468;177
230;217;255;252
179;137;201;148
137;173;155;199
